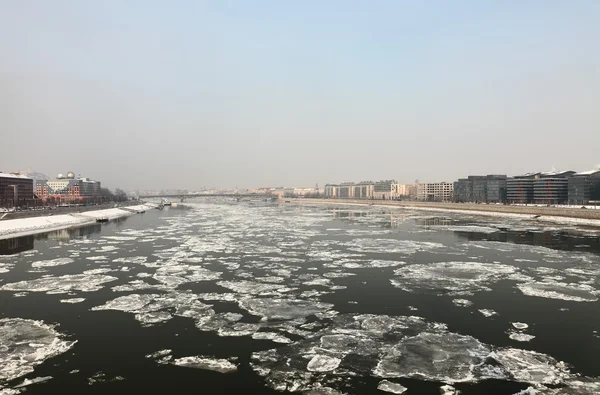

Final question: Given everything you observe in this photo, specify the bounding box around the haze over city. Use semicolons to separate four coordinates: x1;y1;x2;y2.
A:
2;1;599;190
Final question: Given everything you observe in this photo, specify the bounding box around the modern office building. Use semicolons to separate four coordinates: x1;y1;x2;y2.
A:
373;180;396;200
486;175;507;203
471;176;489;203
506;173;540;204
0;172;34;208
533;171;575;204
453;178;472;202
416;182;454;202
568;170;600;205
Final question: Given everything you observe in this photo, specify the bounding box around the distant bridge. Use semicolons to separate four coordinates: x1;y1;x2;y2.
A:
140;193;277;200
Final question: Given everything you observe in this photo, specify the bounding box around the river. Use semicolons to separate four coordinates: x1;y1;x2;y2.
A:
1;201;600;394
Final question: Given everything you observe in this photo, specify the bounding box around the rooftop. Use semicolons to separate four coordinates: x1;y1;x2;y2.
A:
0;172;32;180
574;169;600;176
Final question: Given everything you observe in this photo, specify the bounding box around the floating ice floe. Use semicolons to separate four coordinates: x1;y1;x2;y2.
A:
0;318;75;384
171;356;237;373
478;309;498;317
512;322;529;330
251;313;578;393
342;238;445;255
377;380;407;394
60;298;86;304
239;298;334;321
252;332;293;343
0;274;118;294
517;282;599;302
508;332;536;342
428;225;500;234
391;262;519;296
217;280;292;295
439;384;458;395
92;292;215;326
31;257;73;268
13;376;52;388
112;256;148;265
307;355;341;372
452;299;473;307
85;255;109;261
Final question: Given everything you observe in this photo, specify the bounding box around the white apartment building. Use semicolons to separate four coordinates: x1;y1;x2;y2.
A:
416;182;454;202
391;184;416;199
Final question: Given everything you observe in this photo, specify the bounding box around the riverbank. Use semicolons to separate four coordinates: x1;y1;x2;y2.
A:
0;201;146;221
0;203;157;240
287;198;600;227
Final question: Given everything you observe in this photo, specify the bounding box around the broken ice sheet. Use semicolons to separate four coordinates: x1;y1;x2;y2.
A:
478;309;498;317
60;298;86;304
377;380;407;394
391;261;519;296
452;299;473;307
251;313;579;392
171;356;237;373
252;332;292;344
31;258;73;268
92;292;215;327
239;298;334;321
0;274;118;294
508;332;536;342
307;355;341;372
0;318;76;384
517;282;599;302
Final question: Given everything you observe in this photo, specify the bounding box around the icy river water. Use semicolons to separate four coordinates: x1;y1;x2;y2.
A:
1;201;600;395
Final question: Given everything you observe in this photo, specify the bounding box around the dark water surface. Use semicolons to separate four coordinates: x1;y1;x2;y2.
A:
1;202;600;394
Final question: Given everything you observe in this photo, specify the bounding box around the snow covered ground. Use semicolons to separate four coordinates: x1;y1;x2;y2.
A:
0;204;156;240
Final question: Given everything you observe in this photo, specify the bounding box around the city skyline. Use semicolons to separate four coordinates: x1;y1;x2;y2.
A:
2;2;599;190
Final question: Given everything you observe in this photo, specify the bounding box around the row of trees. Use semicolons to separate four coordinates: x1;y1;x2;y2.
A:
100;188;128;202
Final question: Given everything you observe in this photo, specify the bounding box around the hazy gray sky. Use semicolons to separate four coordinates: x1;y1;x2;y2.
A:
1;1;599;190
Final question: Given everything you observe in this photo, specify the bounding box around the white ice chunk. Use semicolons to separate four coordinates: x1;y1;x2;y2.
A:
172;356;237;373
478;309;498;317
508;332;536;342
452;299;473;307
377;380;407;394
0;318;76;383
60;298;86;304
31;258;73;268
306;355;341;372
517;282;598;302
512;322;529;330
0;274;118;294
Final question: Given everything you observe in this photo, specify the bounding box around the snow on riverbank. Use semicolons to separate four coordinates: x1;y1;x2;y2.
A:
0;204;156;240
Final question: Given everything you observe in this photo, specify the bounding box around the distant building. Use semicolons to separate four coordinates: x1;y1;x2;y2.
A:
486;175;507;203
373;180;396;200
0;172;34;208
506;173;540;204
416;182;453;202
471;176;489;203
391;184;415;200
36;171;102;204
454;175;507;203
533;171;575;205
271;187;285;199
453;178;472;203
324;182;374;199
568;170;600;205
